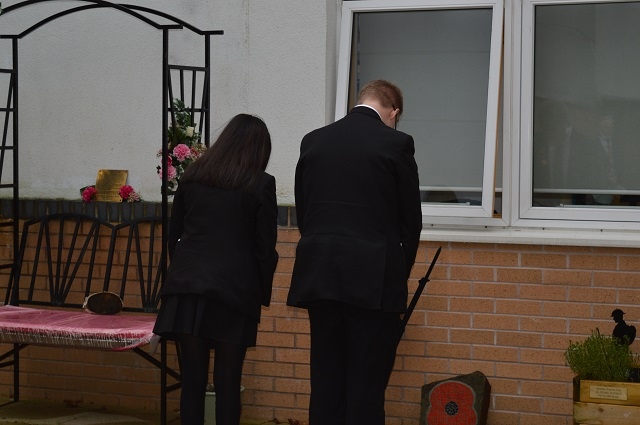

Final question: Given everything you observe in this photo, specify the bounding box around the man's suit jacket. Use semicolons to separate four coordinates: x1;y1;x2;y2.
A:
160;174;279;320
287;106;423;313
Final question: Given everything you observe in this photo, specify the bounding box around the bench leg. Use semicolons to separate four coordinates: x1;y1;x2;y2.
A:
161;339;166;425
13;343;19;402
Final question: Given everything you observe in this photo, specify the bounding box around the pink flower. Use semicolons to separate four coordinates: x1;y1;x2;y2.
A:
173;144;191;162
157;160;178;181
167;165;177;180
82;186;97;203
127;191;141;203
119;185;141;203
119;185;134;200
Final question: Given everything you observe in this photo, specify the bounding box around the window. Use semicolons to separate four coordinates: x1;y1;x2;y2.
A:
337;0;504;220
339;0;640;234
520;0;640;226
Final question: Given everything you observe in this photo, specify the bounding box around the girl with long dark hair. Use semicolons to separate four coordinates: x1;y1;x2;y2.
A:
153;114;279;425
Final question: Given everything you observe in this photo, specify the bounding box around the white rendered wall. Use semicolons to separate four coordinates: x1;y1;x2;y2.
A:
0;0;338;204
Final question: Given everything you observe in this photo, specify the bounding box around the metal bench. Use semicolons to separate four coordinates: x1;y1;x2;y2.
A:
0;213;180;424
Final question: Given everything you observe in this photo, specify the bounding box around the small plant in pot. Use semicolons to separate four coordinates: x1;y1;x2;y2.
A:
565;328;637;382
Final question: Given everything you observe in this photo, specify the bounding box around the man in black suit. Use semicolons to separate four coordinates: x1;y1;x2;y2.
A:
287;80;423;425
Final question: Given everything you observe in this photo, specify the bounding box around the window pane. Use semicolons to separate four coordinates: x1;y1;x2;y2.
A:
350;8;498;208
533;2;640;208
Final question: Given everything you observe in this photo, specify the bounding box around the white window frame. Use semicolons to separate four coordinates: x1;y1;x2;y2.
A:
338;0;640;245
336;0;505;223
514;0;640;231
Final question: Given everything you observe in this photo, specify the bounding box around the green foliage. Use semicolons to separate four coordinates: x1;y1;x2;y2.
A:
565;328;635;382
167;98;201;150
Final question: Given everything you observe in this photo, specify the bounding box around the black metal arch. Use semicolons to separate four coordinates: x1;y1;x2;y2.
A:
0;1;223;423
1;0;175;37
0;0;224;39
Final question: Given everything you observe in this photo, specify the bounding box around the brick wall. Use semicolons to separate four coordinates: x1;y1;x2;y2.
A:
246;231;640;425
2;218;640;425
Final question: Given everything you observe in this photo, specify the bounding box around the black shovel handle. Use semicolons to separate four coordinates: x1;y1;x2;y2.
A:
399;246;442;340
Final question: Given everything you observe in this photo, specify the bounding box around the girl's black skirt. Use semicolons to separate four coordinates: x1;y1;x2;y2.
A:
153;294;258;347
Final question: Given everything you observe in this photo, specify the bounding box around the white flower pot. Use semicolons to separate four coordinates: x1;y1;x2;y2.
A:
204;386;245;424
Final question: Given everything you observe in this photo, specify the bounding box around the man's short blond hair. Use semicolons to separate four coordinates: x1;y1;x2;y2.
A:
357;80;404;118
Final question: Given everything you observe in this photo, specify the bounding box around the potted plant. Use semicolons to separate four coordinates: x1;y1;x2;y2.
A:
566;328;640;424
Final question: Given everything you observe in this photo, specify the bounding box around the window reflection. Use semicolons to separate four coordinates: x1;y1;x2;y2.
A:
532;2;640;208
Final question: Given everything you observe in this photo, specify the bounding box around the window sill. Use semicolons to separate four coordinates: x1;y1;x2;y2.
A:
421;226;640;248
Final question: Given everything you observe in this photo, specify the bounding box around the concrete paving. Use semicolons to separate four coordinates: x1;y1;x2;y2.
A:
0;398;178;425
0;398;275;425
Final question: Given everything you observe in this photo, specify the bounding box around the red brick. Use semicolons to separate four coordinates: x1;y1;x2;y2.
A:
473;345;518;362
567;287;616;303
519;284;567;300
277;229;301;243
543;365;576;382
542;397;573;415
520;317;567;333
594;271;640;288
473;314;518;331
520;413;570;425
473;282;518;298
486;411;520;425
449;360;496;376
450;297;493;313
494;395;541;413
496;299;542;315
274;377;310;394
404;326;448;342
619;255;640;271
425;280;472;296
495;363;543;380
521;253;567;269
403;356;449;373
426;342;471;359
520;381;570;398
449;265;495;282
451;329;495;345
426;311;471;328
520;348;565;365
544;301;592;319
569;254;617;270
496;268;542;284
473;250;519;266
496;331;542;348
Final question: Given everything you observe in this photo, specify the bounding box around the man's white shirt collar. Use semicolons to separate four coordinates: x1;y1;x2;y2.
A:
354;104;382;120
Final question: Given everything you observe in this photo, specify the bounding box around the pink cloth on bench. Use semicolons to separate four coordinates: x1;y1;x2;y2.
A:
0;305;158;351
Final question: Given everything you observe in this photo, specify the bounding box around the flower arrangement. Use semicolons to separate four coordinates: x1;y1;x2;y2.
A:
80;185;141;203
157;98;207;195
119;185;141;203
81;186;97;203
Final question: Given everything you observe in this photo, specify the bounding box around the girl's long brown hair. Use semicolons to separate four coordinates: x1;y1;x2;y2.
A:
180;114;272;192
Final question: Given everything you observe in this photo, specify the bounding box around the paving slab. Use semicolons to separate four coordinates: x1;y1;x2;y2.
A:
0;399;177;425
0;398;282;425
